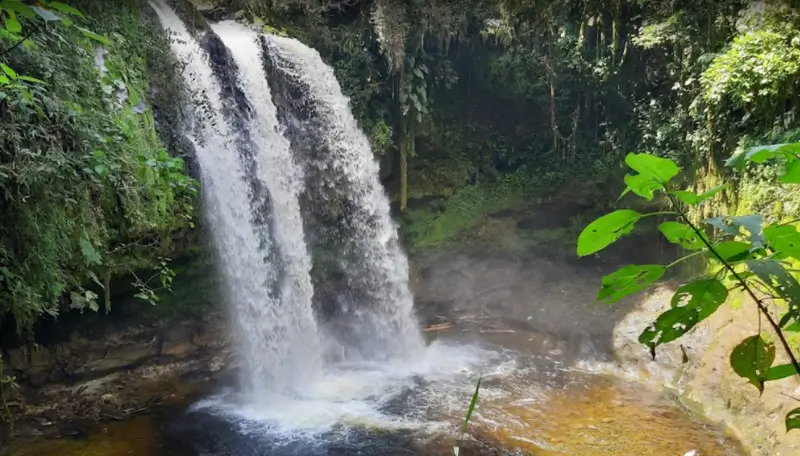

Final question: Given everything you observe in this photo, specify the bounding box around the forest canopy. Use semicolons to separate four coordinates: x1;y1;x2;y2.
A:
3;0;800;333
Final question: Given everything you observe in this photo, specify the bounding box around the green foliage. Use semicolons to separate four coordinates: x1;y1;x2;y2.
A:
598;264;665;304
0;0;197;333
454;375;481;456
0;357;18;432
671;184;729;206
702;30;800;108
670;279;728;320
577;210;641;256
400;170;541;252
577;149;800;430
786;408;800;432
730;335;774;394
658;221;706;250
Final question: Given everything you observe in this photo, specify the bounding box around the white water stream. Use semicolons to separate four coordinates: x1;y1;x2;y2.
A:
150;1;452;434
150;1;320;396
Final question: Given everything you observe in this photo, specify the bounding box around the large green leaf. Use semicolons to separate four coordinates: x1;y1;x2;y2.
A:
670;279;728;319
577;210;641;256
638;278;728;356
746;260;800;307
725;143;800;170
748;260;800;328
625;153;680;184
622;173;662;200
781;160;800;184
765;363;799;381
78;26;110;45
712;241;753;263
18;75;45;84
670;184;729;205
659;221;706;250
705;215;764;246
787;408;800;432
764;224;800;259
0;63;16;79
638;307;699;357
3;9;21;33
597;264;666;304
1;0;36;19
47;1;84;18
730;335;775;394
784;320;800;332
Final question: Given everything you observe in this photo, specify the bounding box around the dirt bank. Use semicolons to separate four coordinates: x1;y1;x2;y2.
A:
616;287;800;456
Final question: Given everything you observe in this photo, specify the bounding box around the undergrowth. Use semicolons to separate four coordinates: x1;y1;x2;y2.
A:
0;0;197;335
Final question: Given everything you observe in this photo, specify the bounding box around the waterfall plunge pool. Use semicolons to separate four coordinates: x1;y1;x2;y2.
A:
6;5;746;455
9;329;745;456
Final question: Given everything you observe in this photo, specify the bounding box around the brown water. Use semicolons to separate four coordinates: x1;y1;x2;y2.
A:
9;372;743;456
477;376;741;455
7;313;745;456
8;416;158;456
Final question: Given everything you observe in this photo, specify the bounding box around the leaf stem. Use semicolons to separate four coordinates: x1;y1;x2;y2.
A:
665;193;800;380
641;210;680;218
665;249;707;269
0;23;41;57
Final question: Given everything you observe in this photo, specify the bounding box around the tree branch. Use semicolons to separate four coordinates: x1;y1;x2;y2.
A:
0;23;41;58
666;192;800;379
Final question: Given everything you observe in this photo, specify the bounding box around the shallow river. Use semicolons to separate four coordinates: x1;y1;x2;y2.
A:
9;330;744;456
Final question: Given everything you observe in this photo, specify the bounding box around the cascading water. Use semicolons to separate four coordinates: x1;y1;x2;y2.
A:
149;0;320;396
209;19;323;391
263;35;425;361
7;5;749;456
150;0;482;441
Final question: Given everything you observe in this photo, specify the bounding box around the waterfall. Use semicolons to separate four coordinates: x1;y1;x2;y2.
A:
150;1;320;396
210;20;323;388
262;36;424;361
151;0;423;402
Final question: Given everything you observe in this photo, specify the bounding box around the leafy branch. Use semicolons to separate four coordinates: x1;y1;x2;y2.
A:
665;191;800;379
0;20;40;56
577;146;800;432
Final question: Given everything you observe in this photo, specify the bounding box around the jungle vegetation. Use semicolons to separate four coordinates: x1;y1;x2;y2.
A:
0;0;197;337
230;0;800;251
3;0;800;432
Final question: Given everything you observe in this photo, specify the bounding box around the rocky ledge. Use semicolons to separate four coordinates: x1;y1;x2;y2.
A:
2;312;233;440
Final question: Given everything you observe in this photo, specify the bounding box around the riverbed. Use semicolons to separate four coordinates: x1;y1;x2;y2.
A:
8;326;744;456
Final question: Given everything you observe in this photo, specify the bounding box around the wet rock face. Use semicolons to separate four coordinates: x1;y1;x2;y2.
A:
614;287;800;456
6;316;229;386
2;311;233;437
260;38;362;323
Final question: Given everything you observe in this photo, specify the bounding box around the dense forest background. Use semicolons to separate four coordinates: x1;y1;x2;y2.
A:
262;0;800;248
3;0;800;335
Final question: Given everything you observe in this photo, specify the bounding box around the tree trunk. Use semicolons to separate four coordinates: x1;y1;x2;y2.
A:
400;132;409;212
394;70;408;212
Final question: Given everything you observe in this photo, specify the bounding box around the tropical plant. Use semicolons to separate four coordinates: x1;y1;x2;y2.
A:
453;375;481;456
0;0;197;335
577;145;800;432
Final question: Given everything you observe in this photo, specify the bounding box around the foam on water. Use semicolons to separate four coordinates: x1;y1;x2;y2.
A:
190;341;506;439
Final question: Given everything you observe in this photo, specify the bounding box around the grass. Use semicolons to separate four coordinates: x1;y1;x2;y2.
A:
399;171;543;253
